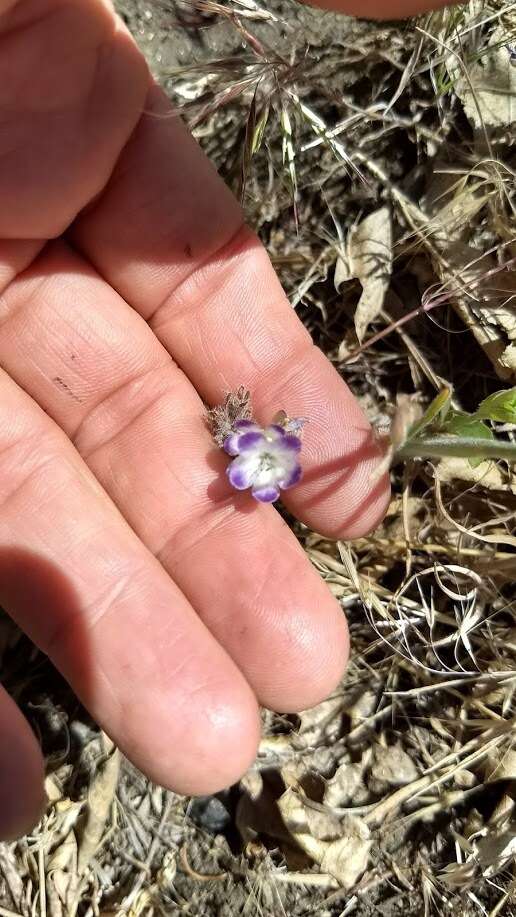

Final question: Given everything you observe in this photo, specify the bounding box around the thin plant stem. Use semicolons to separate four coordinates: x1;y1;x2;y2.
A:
396;435;516;462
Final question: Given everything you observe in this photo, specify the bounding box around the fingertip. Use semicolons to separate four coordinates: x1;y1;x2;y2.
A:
285;418;391;542
269;592;349;714
254;342;390;541
179;680;262;796
317;464;392;541
120;670;261;796
339;470;391;540
223;525;351;714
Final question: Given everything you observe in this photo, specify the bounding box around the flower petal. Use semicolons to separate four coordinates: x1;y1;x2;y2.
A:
234;420;261;432
278;464;302;489
252;484;280;503
265;427;302;454
226;453;261;490
223;433;241;456
237;431;267;453
281;434;302;453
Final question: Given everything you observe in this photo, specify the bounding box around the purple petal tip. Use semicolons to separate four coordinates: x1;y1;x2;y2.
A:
282;434;302;452
227;463;251;490
223;433;241;456
234;419;259;432
278;464;303;489
252;485;280;503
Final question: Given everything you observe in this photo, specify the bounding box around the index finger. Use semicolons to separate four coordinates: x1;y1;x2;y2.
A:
73;86;390;539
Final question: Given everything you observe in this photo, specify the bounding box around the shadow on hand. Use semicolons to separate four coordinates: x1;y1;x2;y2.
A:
0;546;96;748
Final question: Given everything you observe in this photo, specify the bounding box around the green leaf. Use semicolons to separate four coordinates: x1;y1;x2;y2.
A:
441;410;495;468
474;388;516;424
407;387;452;441
442;411;494;439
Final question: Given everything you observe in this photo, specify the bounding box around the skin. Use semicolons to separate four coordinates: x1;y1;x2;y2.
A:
0;0;447;839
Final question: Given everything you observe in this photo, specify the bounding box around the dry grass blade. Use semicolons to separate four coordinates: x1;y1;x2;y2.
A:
77;737;119;875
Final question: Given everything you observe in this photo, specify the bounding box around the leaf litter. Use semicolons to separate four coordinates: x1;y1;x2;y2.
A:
1;0;516;916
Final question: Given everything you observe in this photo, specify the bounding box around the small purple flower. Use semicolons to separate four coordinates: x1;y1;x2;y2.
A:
224;419;303;503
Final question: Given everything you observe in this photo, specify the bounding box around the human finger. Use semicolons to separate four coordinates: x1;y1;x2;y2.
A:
0;0;148;239
0;371;259;793
73;87;390;540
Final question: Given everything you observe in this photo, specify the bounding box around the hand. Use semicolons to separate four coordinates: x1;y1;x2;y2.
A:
0;0;439;839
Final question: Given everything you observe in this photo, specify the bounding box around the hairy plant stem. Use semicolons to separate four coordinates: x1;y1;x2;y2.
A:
396;436;516;462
